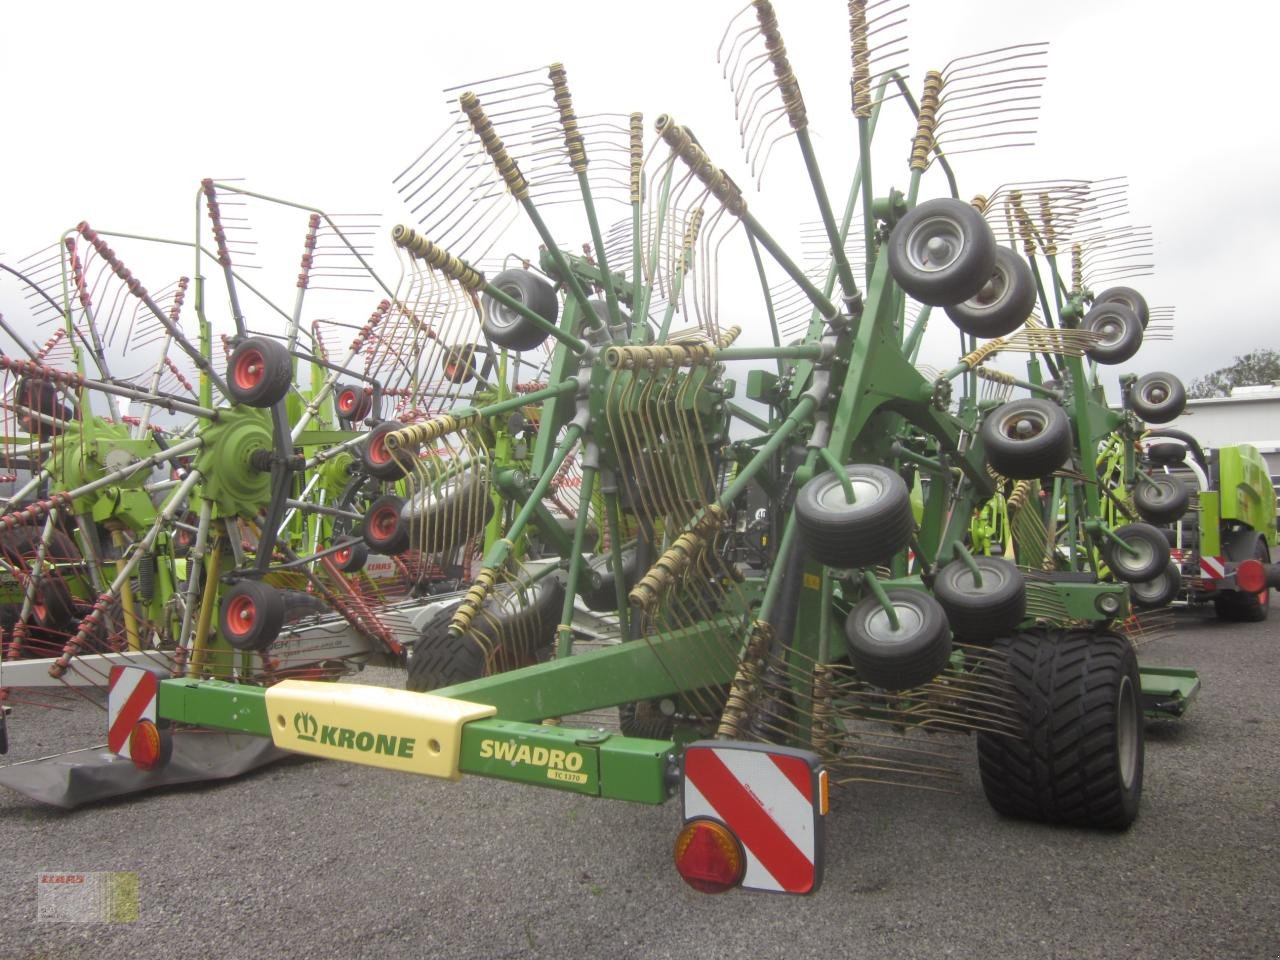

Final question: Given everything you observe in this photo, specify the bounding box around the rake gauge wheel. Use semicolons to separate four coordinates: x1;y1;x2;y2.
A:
844;589;953;691
887;198;998;306
219;580;286;652
362;420;413;481
944;246;1037;338
362;494;411;555
981;398;1073;479
1129;561;1182;610
1133;475;1190;525
1083;300;1143;366
795;464;915;569
481;269;559;351
1093;285;1150;328
333;540;369;574
1103;522;1171;583
931;556;1026;642
441;345;479;385
1130;371;1186;424
334;383;373;422
227;336;293;407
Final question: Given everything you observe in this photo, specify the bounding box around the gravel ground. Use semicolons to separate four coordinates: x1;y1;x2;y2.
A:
3;607;1278;960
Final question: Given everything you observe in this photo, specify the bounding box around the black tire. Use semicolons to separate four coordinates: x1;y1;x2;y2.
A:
943;246;1037;338
981;398;1073;479
1129;561;1181;610
795;464;915;569
1130;372;1186;424
362;420;412;481
1103;522;1171;583
406;601;485;692
887;199;998;306
332;540;368;573
219;580;286;652
481;269;558;351
578;548;640;612
281;589;328;622
932;556;1026;642
403;471;494;554
1094;285;1150;328
441;345;478;384
844;589;953;691
1215;534;1270;623
334;383;372;422
1134;475;1190;524
1;527;79;632
618;699;676;739
1145;441;1186;465
406;574;565;692
226;337;292;407
1083;300;1143;366
362;494;411;555
976;628;1143;828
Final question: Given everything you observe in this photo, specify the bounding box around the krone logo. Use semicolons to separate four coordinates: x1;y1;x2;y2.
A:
294;711;318;742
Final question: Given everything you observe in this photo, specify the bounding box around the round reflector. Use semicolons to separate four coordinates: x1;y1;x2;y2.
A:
673;818;745;894
128;720;165;772
1236;558;1266;595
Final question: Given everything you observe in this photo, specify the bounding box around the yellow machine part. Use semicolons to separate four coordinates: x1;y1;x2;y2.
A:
264;680;496;779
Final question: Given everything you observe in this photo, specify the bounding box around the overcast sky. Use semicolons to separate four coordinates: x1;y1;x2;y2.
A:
3;0;1276;398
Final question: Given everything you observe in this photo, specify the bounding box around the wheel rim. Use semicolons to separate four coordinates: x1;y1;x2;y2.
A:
861;601;924;646
1117;675;1139;790
966;262;1009;309
232;348;265;391
491;283;525;331
1141;379;1170;405
335;547;351;566
368;433;390;466
371;506;399;540
226;594;256;637
905;215;965;273
338;389;357;414
1094;314;1124;346
1115;537;1154;574
1131;577;1164;603
814;472;885;511
997;406;1048;443
948;560;1009;597
32;599;48;622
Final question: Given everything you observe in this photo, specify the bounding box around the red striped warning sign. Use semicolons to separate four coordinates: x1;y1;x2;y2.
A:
682;742;825;894
1200;555;1226;581
107;667;158;758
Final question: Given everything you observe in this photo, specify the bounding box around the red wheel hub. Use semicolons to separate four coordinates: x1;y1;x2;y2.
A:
232;349;265;390
371;507;398;540
335;547;351;565
226;594;257;636
368;433;390;465
338;389;357;414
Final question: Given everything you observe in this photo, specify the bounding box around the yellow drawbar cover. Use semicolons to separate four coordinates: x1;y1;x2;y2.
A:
264;679;496;780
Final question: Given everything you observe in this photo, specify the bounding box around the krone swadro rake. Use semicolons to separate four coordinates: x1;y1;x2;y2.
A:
97;0;1201;893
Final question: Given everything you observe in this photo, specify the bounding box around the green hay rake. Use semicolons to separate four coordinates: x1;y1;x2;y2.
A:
19;0;1208;892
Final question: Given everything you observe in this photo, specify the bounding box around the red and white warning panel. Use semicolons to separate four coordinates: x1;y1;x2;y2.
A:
107;666;158;761
1200;555;1226;582
678;741;827;895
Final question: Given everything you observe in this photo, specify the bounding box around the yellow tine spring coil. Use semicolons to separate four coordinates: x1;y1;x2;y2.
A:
753;0;808;131
910;70;943;171
654;115;747;217
449;566;499;636
629;113;643;205
385;412;482;451
459;91;530;201
849;0;871;118
391;225;485;293
548;63;587;174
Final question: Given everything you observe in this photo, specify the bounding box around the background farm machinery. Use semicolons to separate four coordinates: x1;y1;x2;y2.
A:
0;0;1231;894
